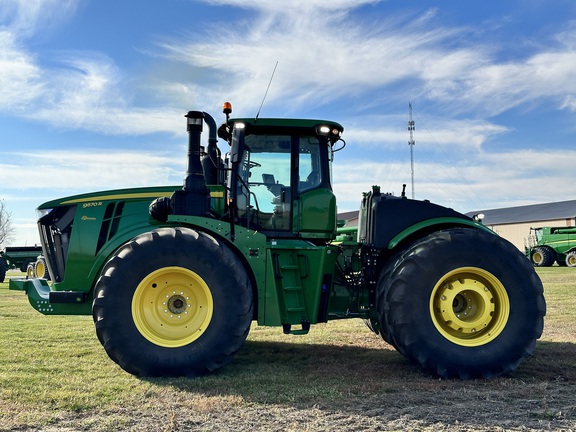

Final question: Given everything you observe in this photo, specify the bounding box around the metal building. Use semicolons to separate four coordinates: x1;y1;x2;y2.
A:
466;200;576;251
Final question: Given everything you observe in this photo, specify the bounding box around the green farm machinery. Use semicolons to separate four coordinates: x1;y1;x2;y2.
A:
0;245;43;282
527;226;576;267
10;103;545;379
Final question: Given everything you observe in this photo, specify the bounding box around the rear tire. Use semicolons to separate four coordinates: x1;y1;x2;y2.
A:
378;228;545;379
566;251;576;267
92;227;254;377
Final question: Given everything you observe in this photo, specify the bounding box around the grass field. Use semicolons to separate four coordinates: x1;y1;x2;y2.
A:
1;267;575;431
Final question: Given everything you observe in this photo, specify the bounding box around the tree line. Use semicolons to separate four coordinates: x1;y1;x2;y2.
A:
0;200;15;248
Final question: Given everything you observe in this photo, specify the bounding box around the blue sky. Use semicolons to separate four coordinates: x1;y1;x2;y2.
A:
1;0;576;245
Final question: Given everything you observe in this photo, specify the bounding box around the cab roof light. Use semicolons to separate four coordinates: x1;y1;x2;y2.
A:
317;125;342;138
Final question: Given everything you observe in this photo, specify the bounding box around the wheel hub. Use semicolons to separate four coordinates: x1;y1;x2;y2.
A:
452;293;467;313
167;294;188;315
430;267;510;347
435;282;495;335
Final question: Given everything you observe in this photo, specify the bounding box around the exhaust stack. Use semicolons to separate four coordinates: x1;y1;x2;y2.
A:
183;111;208;191
171;111;211;217
150;110;214;221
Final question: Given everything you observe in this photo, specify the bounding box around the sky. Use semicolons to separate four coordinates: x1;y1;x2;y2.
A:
1;0;576;245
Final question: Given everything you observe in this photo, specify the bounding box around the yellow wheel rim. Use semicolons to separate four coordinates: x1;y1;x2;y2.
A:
132;266;213;348
430;267;510;347
36;261;45;278
532;251;543;265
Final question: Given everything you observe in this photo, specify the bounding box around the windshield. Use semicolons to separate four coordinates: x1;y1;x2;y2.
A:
234;133;326;231
534;228;542;242
243;135;292;214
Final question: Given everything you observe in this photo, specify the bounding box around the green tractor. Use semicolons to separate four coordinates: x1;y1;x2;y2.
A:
10;103;545;379
527;226;576;267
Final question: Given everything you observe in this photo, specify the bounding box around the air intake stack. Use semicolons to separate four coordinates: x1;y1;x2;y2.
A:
150;111;213;221
171;111;211;217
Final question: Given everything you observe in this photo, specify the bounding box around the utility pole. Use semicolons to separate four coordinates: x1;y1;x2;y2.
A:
407;102;415;199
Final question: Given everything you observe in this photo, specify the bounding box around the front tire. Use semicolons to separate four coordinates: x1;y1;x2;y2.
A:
378;228;545;379
92;227;254;377
531;246;555;267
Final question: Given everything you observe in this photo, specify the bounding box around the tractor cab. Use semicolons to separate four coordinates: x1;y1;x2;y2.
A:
218;114;344;240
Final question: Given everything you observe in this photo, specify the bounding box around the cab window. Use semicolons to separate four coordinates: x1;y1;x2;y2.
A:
235;133;327;232
239;135;292;230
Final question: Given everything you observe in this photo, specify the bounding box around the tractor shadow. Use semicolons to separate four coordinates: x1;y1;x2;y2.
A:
145;339;576;428
234;338;576;385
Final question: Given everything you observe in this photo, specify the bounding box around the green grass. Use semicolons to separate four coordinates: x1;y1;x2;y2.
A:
1;267;575;431
0;272;404;410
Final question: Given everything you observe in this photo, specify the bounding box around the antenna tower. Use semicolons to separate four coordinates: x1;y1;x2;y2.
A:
407;102;415;199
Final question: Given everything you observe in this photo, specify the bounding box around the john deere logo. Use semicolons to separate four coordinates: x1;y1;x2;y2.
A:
81;215;96;221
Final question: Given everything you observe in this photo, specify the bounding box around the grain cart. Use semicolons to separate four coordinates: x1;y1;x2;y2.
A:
527;226;576;267
10;103;546;379
0;245;43;282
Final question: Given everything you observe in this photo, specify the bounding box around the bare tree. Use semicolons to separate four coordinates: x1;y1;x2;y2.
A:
0;200;15;247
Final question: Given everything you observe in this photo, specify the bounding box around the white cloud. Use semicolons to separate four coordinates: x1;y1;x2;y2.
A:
0;31;44;110
0;1;185;135
154;4;576;125
2;0;576;137
33;60;184;133
157;6;481;114
1;0;78;37
334;148;576;213
468;51;576;115
0;150;184;192
0;44;184;134
200;0;380;12
344;115;509;152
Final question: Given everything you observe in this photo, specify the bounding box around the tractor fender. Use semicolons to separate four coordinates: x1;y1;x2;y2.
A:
387;217;493;250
